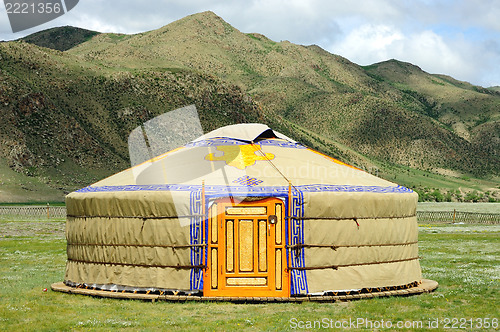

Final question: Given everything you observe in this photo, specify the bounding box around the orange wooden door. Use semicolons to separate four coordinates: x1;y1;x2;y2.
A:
204;197;289;297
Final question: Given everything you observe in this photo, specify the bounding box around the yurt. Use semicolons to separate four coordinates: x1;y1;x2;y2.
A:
55;123;436;300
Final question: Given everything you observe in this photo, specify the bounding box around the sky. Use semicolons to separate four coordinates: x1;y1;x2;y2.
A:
1;0;499;87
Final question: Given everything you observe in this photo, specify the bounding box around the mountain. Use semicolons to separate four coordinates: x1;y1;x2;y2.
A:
19;26;100;51
1;11;499;202
363;60;499;169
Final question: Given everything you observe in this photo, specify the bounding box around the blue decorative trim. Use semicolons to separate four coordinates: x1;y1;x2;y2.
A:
189;190;204;291
257;139;306;149
185;138;306;149
297;184;413;193
77;184;413;194
185;139;245;148
76;184;203;193
289;189;308;295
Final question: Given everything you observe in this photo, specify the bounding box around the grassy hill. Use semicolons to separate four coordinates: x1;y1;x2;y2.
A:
0;11;499;202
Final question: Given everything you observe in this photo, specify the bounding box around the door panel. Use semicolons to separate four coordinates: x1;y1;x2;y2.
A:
204;197;289;297
258;220;267;272
238;219;254;272
226;219;234;272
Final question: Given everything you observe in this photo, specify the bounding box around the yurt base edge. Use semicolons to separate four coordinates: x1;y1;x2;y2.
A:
51;279;438;303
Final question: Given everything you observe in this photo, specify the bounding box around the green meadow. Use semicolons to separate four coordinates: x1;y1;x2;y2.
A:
0;220;498;331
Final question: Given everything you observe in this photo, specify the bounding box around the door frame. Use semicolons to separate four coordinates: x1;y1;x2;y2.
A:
203;197;290;297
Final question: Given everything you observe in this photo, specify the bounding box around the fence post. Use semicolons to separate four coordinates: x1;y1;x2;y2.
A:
47;203;50;220
453;209;456;223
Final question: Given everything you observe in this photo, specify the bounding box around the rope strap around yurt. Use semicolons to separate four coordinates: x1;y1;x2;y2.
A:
66;214;206;219
287;241;418;250
287;256;420;271
66;258;205;269
285;215;416;220
66;243;207;248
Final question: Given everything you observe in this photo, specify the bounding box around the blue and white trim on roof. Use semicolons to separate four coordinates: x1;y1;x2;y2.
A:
185;138;307;149
76;184;414;194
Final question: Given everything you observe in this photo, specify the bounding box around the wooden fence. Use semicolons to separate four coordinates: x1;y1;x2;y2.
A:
0;206;498;224
0;206;66;220
417;210;499;224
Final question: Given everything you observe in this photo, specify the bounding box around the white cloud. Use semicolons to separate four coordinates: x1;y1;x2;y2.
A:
449;0;500;32
405;30;471;77
329;24;500;87
332;24;404;64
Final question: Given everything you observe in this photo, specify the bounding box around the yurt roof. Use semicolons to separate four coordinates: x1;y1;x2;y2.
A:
79;124;409;194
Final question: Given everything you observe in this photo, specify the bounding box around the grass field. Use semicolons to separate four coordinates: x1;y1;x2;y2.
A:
0;220;498;331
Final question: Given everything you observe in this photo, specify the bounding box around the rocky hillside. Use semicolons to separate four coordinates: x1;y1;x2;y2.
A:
0;40;263;201
0;11;498;202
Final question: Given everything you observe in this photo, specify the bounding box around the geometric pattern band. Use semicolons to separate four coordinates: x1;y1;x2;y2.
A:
289;189;308;295
77;184;414;194
185;138;307;150
189;190;204;291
